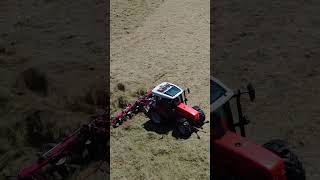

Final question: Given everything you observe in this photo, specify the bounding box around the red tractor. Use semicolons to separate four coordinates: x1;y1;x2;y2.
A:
111;82;206;138
211;77;305;180
146;82;206;138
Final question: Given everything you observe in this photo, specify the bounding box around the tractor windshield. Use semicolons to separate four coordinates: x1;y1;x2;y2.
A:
211;81;227;104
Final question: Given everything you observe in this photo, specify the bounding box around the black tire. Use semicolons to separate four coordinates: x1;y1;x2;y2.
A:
176;118;192;138
147;108;161;124
192;106;205;127
263;140;306;180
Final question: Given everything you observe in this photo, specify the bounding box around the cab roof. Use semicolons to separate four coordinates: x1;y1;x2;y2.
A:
210;77;234;112
152;82;183;99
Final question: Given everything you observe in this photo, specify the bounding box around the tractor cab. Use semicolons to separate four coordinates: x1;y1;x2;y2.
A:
211;77;255;137
151;82;190;108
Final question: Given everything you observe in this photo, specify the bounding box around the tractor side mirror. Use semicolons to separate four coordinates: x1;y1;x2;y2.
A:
247;83;255;102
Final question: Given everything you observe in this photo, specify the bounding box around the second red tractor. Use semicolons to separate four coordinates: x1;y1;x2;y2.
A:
211;77;305;180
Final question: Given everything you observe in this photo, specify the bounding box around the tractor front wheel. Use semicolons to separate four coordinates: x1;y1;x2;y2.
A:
263;140;306;180
176;118;192;138
192;106;206;127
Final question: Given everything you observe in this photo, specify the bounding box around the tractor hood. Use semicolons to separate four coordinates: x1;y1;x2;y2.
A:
213;131;286;180
176;103;199;122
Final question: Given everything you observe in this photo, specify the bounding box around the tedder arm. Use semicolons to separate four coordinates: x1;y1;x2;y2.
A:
110;91;153;127
17;90;153;180
17;114;108;180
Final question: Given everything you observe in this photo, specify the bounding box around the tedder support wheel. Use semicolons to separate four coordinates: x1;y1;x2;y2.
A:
176;117;192;138
192;106;206;127
263;140;306;180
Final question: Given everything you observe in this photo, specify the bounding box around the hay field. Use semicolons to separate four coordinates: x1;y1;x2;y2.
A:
110;0;210;179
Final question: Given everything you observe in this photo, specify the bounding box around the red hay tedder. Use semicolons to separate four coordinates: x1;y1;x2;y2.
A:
17;115;108;180
211;77;306;180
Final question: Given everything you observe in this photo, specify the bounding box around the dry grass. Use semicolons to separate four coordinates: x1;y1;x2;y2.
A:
110;0;164;42
0;0;107;179
111;114;210;180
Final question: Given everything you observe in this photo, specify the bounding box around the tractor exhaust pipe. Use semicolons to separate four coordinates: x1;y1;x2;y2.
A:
235;89;247;137
233;83;255;137
183;88;190;104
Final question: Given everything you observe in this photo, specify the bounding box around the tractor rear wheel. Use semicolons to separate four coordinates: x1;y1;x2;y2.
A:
148;108;161;124
192;106;205;127
263;140;305;180
176;118;192;138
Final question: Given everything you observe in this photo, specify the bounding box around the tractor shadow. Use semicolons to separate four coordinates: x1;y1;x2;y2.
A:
142;120;189;139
